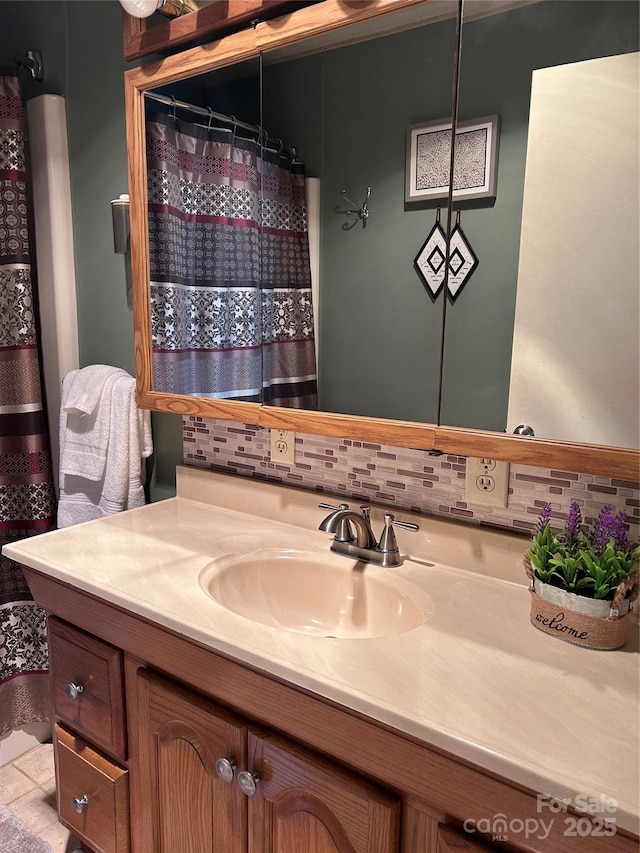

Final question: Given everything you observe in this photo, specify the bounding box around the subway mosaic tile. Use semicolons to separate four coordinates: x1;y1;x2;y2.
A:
587;484;617;495
183;418;640;536
613;479;640;489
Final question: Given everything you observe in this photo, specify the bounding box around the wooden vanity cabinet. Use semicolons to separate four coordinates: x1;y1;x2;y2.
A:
48;617;130;853
27;571;637;853
133;668;400;853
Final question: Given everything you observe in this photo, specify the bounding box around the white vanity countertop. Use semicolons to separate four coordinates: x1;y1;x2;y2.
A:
4;466;638;835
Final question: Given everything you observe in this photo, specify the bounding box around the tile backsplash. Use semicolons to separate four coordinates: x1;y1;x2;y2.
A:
183;418;639;538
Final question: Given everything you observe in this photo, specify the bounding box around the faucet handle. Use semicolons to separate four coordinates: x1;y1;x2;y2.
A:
390;516;419;533
318;503;354;543
378;513;419;556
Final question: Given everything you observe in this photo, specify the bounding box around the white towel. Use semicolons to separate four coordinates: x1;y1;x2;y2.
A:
62;364;126;416
57;368;153;529
59;366;128;480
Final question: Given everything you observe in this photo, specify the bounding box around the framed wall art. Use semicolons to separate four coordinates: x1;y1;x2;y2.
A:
405;114;500;203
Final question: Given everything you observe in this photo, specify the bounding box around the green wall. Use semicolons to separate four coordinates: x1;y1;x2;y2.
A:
440;0;639;430
2;1;182;500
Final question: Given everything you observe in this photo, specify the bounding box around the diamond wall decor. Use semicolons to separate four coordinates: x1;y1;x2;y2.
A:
414;215;479;299
414;218;447;296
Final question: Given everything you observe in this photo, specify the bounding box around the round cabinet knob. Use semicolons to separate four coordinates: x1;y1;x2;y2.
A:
65;682;84;701
237;770;260;797
215;757;236;783
72;794;89;814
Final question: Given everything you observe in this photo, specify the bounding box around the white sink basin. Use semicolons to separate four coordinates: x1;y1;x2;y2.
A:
199;549;431;639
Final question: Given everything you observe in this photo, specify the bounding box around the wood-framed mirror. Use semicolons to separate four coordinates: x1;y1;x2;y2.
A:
124;0;639;479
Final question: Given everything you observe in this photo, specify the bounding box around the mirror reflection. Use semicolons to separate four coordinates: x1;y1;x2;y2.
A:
442;0;639;445
262;15;458;423
146;59;318;408
262;0;638;440
142;0;639;451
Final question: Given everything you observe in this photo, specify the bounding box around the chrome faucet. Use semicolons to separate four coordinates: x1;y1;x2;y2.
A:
318;503;418;568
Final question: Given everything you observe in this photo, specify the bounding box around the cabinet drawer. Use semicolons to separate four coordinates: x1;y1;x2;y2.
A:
55;724;130;853
49;617;126;761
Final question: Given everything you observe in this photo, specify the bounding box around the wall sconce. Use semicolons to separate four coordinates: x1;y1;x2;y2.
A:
111;194;130;254
118;0;198;18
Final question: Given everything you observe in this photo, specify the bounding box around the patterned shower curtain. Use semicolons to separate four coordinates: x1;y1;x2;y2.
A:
0;66;56;735
146;110;317;407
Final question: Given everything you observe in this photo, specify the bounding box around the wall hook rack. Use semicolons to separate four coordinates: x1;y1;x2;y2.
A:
335;186;371;230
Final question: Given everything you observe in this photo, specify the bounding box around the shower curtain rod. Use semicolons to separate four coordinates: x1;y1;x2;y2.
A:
143;91;297;160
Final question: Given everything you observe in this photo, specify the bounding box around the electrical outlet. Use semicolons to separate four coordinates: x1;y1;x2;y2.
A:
465;457;510;507
477;474;496;492
270;429;295;466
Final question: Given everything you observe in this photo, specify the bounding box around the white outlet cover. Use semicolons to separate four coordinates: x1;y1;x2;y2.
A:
464;457;510;508
270;429;295;466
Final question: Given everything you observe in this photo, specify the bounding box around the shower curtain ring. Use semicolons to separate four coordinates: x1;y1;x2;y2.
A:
170;96;177;122
207;107;214;130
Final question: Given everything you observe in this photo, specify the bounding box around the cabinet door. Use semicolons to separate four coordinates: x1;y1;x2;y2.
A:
136;670;248;853
246;731;400;853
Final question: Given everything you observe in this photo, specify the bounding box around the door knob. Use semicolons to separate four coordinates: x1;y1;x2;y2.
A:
215;757;236;783
237;770;260;797
65;682;84;701
72;794;89;813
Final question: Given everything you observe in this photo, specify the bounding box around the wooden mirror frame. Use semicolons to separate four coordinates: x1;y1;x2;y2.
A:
121;0;303;61
124;0;639;479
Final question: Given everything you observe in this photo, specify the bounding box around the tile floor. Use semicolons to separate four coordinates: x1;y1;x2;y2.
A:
0;742;82;852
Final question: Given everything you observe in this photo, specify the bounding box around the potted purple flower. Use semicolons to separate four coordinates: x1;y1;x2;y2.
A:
525;502;639;650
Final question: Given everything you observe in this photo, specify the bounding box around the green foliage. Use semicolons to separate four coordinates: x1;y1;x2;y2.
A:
579;542;640;600
528;503;639;601
527;521;558;583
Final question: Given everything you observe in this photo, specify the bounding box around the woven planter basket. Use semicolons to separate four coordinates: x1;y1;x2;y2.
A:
523;555;639;651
